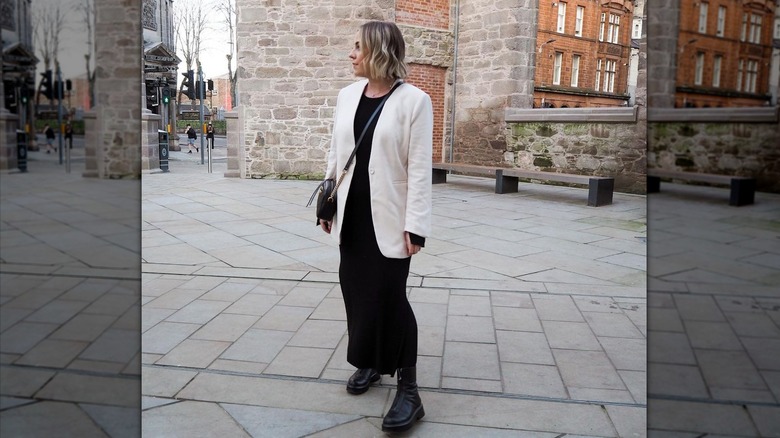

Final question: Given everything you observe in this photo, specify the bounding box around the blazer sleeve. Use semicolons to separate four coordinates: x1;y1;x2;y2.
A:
404;92;433;238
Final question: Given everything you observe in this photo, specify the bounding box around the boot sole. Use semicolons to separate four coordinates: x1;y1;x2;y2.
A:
346;374;380;395
381;406;425;432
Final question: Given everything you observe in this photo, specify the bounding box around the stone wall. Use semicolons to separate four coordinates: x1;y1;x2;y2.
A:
235;0;453;179
646;0;679;109
648;108;780;193
450;0;538;165
505;108;647;194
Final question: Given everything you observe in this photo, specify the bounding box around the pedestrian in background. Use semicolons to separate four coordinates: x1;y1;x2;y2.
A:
206;122;215;149
186;124;198;154
64;121;73;149
318;20;433;433
42;123;56;154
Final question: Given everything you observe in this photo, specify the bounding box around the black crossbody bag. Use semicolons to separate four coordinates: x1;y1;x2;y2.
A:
308;81;403;221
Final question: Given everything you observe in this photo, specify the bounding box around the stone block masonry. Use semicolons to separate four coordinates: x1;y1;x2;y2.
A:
235;0;453;179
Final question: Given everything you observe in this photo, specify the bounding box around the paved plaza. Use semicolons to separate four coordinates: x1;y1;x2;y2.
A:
139;151;648;437
3;146;778;436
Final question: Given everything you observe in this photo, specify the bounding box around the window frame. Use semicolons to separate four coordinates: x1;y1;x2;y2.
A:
557;2;567;33
599;13;606;41
695;52;705;86
553;52;563;85
571;54;581;87
716;6;726;37
575;6;584;37
712;55;722;87
698;2;708;34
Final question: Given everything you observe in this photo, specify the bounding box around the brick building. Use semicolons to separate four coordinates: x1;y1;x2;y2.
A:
675;0;777;107
533;0;635;108
231;0;646;191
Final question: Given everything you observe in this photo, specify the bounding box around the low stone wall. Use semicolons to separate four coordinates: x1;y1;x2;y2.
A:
648;107;780;193
503;107;647;194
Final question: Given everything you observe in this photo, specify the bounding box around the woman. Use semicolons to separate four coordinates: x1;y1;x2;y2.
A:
318;21;433;432
43;124;56;154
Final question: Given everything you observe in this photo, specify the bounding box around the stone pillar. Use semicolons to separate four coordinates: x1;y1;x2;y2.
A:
647;0;679;109
82;110;99;178
141;110;161;173
92;0;142;179
224;108;242;178
0;111;19;171
451;0;539;165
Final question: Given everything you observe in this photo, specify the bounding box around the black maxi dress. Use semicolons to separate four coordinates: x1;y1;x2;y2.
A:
339;93;418;376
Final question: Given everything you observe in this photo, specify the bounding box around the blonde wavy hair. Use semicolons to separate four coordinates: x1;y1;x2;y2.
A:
359;21;408;81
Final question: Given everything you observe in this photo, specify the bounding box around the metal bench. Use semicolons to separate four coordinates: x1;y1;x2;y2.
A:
432;163;615;207
647;169;755;206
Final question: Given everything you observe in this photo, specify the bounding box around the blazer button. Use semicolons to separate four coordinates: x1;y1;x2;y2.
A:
369;168;375;175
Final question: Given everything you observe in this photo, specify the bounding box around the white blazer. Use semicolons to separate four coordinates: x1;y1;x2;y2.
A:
325;79;433;259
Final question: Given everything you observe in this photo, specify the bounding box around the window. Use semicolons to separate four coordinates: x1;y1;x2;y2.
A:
740;13;747;41
698;3;708;33
595;59;602;90
695;52;705;85
553;52;563;85
557;3;567;33
746;60;758;93
632;18;642;39
599;13;606;41
575;6;584;37
775;18;780;39
571;55;581;87
713;55;722;87
608;14;620;44
716;6;726;37
604;60;616;92
749;14;762;44
737;59;744;91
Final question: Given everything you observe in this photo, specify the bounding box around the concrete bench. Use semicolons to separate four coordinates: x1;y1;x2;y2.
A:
647;169;755;206
432;163;615;207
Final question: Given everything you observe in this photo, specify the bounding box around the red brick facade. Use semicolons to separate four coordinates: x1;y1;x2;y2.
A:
675;0;775;107
396;0;450;163
396;0;450;30
406;63;447;163
534;0;634;108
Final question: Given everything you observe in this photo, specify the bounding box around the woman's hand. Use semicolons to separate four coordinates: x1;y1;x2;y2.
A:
404;232;421;256
319;219;332;234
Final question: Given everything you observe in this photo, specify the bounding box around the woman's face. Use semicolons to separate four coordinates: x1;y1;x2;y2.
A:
349;31;366;78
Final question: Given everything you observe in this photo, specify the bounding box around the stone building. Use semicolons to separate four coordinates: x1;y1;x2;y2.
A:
231;0;647;193
1;0;37;169
142;0;179;126
674;0;777;108
647;0;780;193
533;0;635;108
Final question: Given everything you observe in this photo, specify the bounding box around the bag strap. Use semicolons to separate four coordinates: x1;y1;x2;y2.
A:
330;80;403;197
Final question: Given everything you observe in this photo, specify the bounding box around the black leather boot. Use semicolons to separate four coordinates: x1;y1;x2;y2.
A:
346;368;380;395
382;367;424;432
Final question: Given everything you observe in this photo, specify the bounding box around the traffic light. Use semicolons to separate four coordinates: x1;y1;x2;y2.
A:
161;86;171;104
65;79;72;92
20;82;30;104
3;81;16;112
195;80;203;99
40;70;53;100
180;69;195;100
145;80;159;112
207;79;214;91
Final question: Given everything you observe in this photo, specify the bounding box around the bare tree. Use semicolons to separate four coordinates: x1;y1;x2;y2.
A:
217;0;238;109
33;1;68;108
79;0;96;109
174;0;210;105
